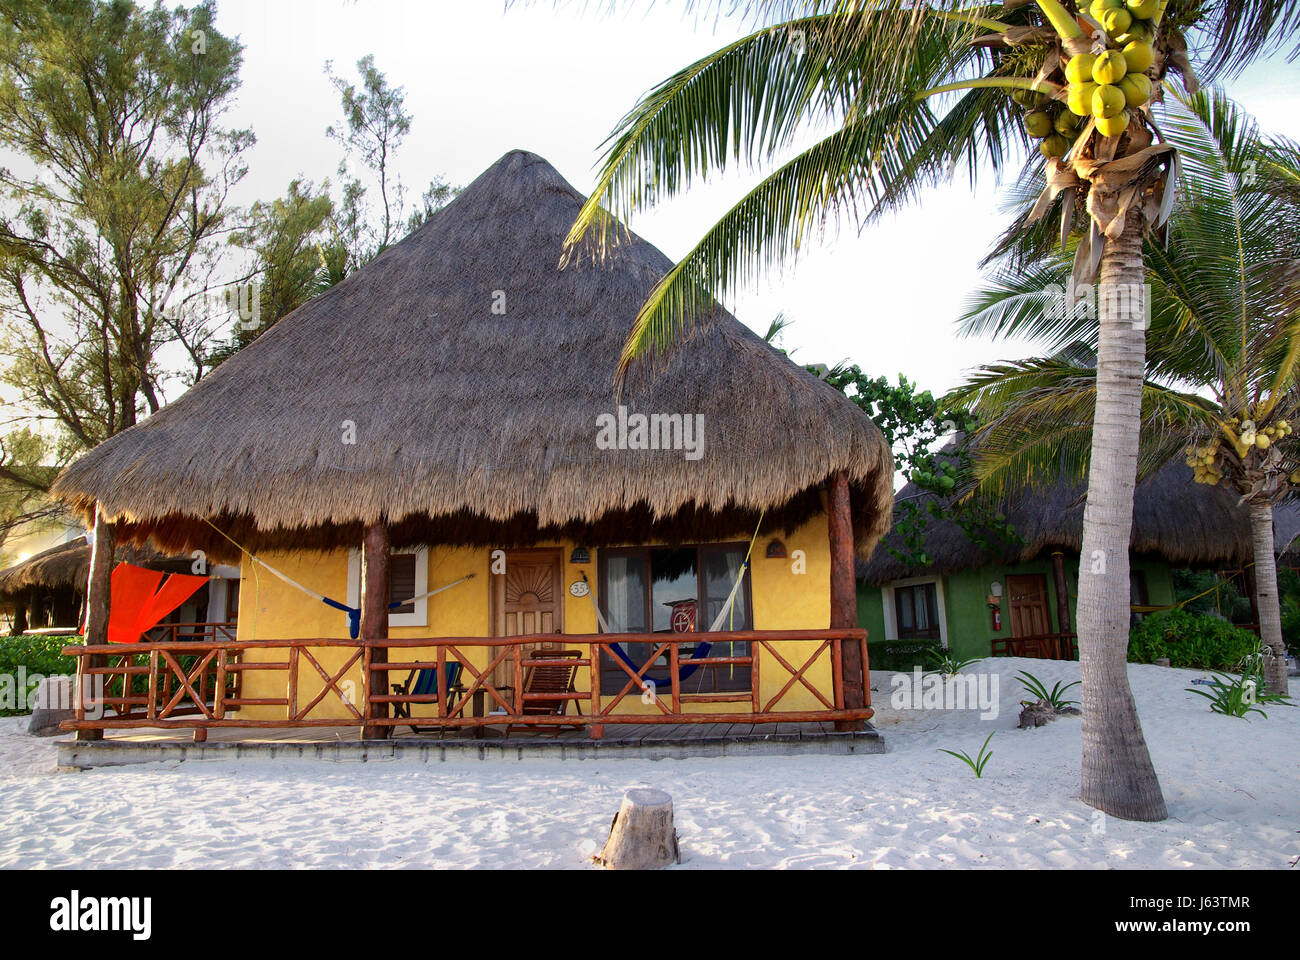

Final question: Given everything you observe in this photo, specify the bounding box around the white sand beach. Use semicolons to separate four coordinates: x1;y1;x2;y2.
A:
1;657;1295;869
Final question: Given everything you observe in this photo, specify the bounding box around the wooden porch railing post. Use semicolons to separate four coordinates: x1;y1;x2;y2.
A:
828;471;866;731
1051;551;1073;645
360;520;391;740
589;642;603;740
76;504;114;742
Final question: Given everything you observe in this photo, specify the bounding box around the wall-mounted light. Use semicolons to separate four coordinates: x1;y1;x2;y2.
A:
765;539;787;559
569;547;591;564
989;581;1003;598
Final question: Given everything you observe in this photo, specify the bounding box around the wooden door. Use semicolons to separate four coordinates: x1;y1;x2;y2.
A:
1006;574;1051;643
491;549;564;687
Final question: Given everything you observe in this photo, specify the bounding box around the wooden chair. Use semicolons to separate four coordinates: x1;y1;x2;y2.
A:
391;661;465;735
507;649;583;737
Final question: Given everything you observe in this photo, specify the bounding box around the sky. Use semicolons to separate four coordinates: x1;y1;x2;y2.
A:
8;1;1300;412
202;0;1300;398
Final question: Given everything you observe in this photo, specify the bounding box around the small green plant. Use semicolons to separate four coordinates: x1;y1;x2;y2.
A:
1185;674;1279;718
938;731;995;778
1016;670;1081;709
924;647;983;677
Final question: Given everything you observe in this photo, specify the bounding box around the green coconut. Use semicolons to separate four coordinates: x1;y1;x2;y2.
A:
1041;134;1070;159
1024;110;1053;138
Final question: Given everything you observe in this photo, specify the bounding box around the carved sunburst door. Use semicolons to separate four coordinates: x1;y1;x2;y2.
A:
490;549;563;686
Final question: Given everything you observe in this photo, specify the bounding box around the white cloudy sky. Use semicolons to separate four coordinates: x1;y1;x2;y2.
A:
88;1;1300;398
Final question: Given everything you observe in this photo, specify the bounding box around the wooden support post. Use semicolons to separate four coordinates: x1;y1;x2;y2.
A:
360;520;391;740
77;505;114;742
10;588;29;636
828;471;865;731
589;643;603;740
1051;552;1073;648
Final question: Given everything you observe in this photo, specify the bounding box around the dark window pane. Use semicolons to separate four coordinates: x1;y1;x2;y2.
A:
389;554;418;615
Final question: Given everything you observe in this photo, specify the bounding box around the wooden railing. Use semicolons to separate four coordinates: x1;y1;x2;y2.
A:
141;621;238;644
61;629;871;739
991;632;1078;660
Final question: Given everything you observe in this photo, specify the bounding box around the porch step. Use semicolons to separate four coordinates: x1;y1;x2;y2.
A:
56;723;885;768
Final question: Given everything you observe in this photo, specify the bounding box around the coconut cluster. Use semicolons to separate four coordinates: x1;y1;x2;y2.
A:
1022;0;1158;154
1184;418;1294;485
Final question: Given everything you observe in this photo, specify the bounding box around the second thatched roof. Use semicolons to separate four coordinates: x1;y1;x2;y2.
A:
51;150;894;559
0;538;186;599
859;457;1265;585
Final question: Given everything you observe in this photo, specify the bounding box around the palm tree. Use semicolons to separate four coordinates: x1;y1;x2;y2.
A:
563;0;1300;821
951;91;1300;696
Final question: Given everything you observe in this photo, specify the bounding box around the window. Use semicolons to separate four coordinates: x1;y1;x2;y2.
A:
346;546;429;627
598;544;753;694
895;583;940;640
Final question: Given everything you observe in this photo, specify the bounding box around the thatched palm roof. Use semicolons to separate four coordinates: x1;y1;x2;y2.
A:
859;458;1260;586
0;538;185;600
52;151;893;560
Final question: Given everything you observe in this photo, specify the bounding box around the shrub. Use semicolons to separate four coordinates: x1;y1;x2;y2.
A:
869;637;943;672
1128;610;1259;670
0;634;79;717
1282;607;1300;658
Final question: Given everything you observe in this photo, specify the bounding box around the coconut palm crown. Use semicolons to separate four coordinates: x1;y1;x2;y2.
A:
951;92;1300;695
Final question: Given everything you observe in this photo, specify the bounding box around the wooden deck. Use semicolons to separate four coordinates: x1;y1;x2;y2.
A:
56;720;884;768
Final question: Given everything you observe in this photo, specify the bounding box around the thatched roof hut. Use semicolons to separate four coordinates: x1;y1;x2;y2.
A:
859;457;1258;586
0;538;186;601
51;150;893;557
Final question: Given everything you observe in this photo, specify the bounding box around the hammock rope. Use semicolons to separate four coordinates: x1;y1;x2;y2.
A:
201;519;473;638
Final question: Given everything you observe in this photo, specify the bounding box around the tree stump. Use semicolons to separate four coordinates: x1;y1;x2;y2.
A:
597;788;679;869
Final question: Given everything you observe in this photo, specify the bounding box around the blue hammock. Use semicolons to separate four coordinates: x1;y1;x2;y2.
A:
598;559;749;688
323;597;412;640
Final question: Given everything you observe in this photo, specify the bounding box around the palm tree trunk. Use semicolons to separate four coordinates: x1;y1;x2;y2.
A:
1076;220;1168;822
1248;500;1289;696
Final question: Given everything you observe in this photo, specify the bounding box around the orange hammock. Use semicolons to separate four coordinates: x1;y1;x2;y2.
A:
104;563;209;644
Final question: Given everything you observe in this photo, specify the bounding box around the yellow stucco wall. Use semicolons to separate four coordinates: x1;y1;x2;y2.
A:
232;511;838;722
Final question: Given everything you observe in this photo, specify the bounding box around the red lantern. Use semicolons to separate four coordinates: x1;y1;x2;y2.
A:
669;599;697;633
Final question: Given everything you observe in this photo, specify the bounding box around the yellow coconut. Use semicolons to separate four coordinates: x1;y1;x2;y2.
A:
1118;73;1153;108
1127;0;1159;17
1093;50;1128;85
1090;0;1123;19
1257;434;1272;450
1065;53;1098;85
1103;7;1133;36
1122;40;1155;73
1093;84;1127;119
1096;109;1130;138
1068;82;1099;117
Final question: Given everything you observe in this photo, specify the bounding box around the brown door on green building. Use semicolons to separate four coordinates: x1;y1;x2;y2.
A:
1006;574;1051;640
